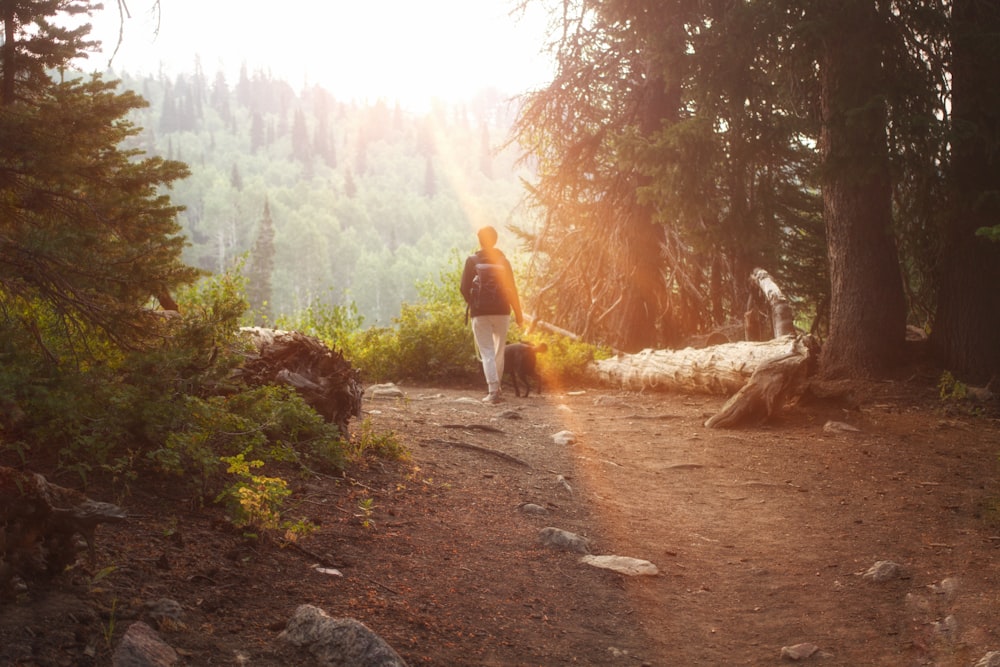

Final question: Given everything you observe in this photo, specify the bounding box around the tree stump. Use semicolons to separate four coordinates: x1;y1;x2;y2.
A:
236;328;364;436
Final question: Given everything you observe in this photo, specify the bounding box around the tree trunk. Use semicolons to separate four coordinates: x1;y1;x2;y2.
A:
816;1;906;378
589;335;805;395
931;0;1000;384
588;334;818;427
749;267;796;338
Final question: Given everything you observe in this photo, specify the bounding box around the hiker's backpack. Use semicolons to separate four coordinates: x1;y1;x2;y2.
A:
471;262;508;312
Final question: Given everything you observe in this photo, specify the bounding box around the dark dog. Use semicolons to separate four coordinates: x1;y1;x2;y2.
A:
503;342;547;397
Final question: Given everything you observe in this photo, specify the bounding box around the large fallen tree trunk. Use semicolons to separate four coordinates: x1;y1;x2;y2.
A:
585;267;819;427
588;334;818;427
236;328;364;436
589;335;807;395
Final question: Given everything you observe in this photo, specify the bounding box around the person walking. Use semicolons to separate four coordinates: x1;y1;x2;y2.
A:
461;226;523;404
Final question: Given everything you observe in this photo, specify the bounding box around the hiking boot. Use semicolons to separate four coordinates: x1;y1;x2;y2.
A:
482;392;503;405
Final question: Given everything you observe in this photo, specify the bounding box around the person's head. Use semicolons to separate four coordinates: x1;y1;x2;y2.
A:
477;225;498;250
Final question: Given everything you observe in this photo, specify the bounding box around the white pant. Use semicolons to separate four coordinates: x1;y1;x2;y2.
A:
471;314;510;393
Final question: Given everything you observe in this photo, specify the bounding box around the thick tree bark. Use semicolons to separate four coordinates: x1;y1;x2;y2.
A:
589;335;804;395
589;334;818;428
816;1;906;378
931;0;1000;384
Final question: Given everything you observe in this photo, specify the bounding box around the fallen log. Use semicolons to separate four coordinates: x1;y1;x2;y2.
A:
589;335;805;395
236;328;364;436
588;334;819;428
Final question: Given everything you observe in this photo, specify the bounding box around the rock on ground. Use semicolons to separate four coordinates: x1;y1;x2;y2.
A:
280;604;407;667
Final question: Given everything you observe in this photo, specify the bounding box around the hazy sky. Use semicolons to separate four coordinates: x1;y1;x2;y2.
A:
85;1;554;109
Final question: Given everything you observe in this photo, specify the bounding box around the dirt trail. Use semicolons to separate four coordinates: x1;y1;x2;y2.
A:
2;380;999;666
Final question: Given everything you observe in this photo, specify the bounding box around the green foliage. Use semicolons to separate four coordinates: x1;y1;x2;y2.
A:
977;225;1000;243
293;257;481;384
938;371;968;402
938;371;965;401
355;497;377;530
352;418;408;462
273;296;364;351
526;334;611;388
216;452;291;534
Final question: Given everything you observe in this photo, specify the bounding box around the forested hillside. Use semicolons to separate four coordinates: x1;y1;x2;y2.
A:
112;63;536;325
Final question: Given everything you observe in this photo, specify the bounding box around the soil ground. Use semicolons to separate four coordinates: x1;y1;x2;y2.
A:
2;371;1000;666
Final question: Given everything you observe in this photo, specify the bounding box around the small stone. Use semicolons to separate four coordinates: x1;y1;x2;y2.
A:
112;622;179;667
863;560;902;582
520;503;547;515
552;430;576;445
929;576;960;598
538;527;590;554
498;409;522;419
280;605;406;667
369;383;404;399
780;642;819;660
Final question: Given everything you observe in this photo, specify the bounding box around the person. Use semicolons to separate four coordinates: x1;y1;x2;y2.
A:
460;226;523;404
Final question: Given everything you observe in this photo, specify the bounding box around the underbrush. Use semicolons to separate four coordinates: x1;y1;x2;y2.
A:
276;259;610;388
1;259;605;537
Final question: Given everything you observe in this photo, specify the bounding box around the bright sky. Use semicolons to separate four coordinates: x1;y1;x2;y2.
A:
84;0;554;109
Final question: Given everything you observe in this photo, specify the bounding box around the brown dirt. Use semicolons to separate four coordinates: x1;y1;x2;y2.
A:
3;374;1000;666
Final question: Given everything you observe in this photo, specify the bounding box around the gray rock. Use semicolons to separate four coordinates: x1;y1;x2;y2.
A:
112;622;179;667
369;383;404;399
520;503;548;515
780;642;819;660
862;560;902;582
280;604;408;667
538;527;590;554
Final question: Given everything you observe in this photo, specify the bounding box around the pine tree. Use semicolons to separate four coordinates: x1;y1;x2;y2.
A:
0;1;200;352
246;200;275;323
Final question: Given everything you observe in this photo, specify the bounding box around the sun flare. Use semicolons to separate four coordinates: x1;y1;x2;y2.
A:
87;0;552;110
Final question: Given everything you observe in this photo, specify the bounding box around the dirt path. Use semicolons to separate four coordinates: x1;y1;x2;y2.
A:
2;379;999;666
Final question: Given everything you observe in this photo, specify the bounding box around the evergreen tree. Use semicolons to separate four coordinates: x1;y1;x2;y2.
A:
230;162;243;192
811;0;906;377
246;200;276;323
2;0;96;105
1;2;200;351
